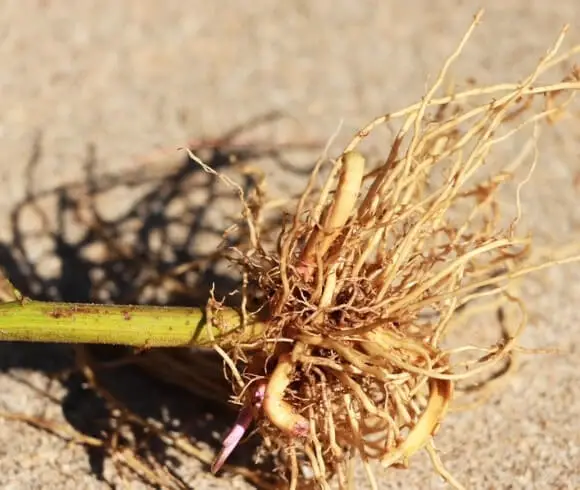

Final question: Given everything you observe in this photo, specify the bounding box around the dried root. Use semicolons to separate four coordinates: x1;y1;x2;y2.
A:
206;11;580;489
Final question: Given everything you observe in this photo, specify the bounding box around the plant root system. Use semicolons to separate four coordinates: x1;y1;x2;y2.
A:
207;11;580;489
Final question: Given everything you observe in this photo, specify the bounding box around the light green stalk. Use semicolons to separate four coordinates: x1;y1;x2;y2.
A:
0;298;264;348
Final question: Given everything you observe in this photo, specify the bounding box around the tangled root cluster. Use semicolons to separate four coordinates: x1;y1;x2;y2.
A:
202;13;580;490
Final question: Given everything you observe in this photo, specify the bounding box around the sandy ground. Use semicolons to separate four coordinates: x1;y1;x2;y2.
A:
1;1;580;489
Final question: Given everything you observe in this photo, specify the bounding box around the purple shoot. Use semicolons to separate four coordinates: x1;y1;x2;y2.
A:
211;382;266;474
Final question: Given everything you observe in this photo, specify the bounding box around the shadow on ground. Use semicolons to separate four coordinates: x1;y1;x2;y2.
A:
0;112;320;488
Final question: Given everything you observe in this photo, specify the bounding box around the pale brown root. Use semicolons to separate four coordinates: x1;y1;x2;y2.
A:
263;354;310;437
288;446;299;490
426;441;466;490
196;11;580;490
381;379;453;468
299;151;366;277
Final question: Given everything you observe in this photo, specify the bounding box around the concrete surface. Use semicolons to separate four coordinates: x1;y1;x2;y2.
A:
0;1;579;489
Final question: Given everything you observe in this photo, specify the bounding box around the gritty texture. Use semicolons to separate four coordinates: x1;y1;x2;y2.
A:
0;1;579;489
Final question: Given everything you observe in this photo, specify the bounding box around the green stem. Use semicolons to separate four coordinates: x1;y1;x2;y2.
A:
0;298;264;348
